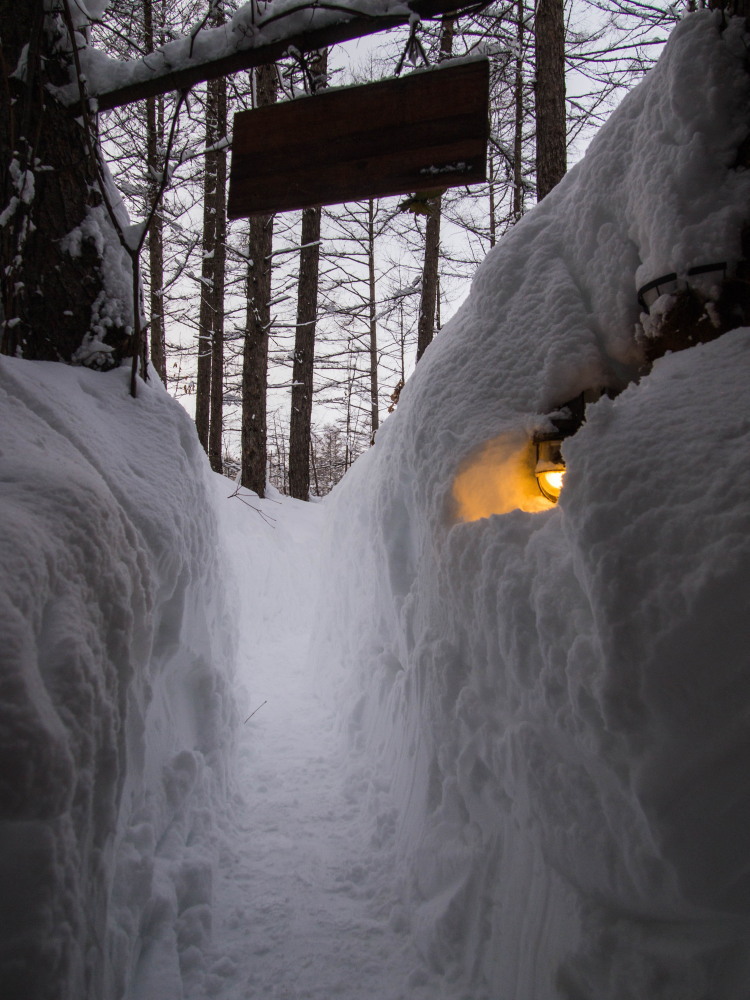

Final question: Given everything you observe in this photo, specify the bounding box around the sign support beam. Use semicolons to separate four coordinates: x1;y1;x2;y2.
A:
91;0;486;112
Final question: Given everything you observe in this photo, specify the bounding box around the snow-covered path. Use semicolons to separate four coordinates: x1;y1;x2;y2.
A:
191;490;454;1000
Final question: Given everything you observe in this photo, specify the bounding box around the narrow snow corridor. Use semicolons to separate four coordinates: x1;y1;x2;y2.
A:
192;490;462;1000
4;15;750;999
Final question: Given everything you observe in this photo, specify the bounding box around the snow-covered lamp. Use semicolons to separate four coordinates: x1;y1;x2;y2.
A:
637;261;728;313
533;389;605;503
534;435;566;503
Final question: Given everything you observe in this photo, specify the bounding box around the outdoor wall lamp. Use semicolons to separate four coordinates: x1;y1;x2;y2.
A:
451;390;605;522
534;434;566;503
532;389;604;505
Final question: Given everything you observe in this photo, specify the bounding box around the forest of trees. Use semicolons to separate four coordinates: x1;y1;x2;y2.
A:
1;0;687;498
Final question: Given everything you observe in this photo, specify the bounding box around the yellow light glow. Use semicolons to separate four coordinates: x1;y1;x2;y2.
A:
452;433;554;522
536;468;565;499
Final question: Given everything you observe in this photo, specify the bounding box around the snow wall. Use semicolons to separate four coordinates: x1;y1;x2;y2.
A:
0;361;237;1000
318;13;750;998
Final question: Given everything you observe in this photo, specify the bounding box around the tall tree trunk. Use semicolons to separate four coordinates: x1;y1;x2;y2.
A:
310;435;320;494
488;152;497;248
144;0;166;384
416;197;442;362
241;63;277;496
368;199;379;438
345;357;354;472
195;96;217;451
241;212;274;493
146;161;166;382
534;0;566;200
195;3;227;455
288;50;327;501
288;204;322;500
1;6;132;365
415;17;454;363
208;72;227;474
513;0;526;221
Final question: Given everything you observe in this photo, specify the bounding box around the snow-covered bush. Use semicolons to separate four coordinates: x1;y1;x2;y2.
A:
318;12;750;998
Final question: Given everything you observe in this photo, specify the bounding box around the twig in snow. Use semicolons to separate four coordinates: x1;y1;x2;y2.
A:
227;483;280;525
244;700;268;724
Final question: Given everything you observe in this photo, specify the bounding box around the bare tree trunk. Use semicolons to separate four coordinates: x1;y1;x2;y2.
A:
345;371;353;471
288;50;327;501
310;435;320;495
146;160;166;382
144;0;166;384
195;3;226;457
288;205;322;500
415;17;454;363
241;212;274;492
513;0;526;221
195;99;217;451
270;410;288;493
241;63;277;496
416;197;442;362
208;72;227;474
534;0;566;200
1;5;132;364
488;152;497;248
367;199;379;437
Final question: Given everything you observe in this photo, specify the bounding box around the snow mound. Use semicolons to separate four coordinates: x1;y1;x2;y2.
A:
318;12;750;999
0;360;236;1000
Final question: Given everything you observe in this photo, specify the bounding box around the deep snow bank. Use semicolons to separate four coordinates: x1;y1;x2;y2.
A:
318;12;750;999
0;360;236;1000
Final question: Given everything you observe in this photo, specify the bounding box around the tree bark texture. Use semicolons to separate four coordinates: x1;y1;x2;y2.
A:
194;39;227;455
415;17;453;363
208;74;228;474
368;199;379;437
416;198;442;362
146;164;166;382
534;0;566;200
241;64;278;497
488;152;497;247
241;213;273;493
145;0;167;384
0;6;132;365
288;50;327;501
195;94;216;452
513;0;526;221
288;205;322;500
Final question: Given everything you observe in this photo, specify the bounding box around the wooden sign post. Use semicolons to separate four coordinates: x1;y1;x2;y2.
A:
227;58;489;218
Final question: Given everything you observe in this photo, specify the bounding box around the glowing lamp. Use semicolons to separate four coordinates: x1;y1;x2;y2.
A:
534;436;566;503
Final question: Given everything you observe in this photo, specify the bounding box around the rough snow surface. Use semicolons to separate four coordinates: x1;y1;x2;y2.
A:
317;12;750;999
188;488;480;1000
5;11;750;1000
0;360;236;1000
2;359;474;1000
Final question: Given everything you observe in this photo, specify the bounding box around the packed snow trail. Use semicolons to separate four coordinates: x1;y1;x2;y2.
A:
189;488;470;1000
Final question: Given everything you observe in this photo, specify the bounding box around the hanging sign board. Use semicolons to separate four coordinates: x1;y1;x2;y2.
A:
227;58;489;218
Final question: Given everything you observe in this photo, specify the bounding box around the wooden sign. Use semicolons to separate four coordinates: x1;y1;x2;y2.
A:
227;59;489;218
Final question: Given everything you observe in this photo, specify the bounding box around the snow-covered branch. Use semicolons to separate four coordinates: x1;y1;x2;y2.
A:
67;0;477;111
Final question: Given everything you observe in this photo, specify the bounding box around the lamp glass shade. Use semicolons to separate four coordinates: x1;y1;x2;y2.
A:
536;468;565;502
535;438;566;503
